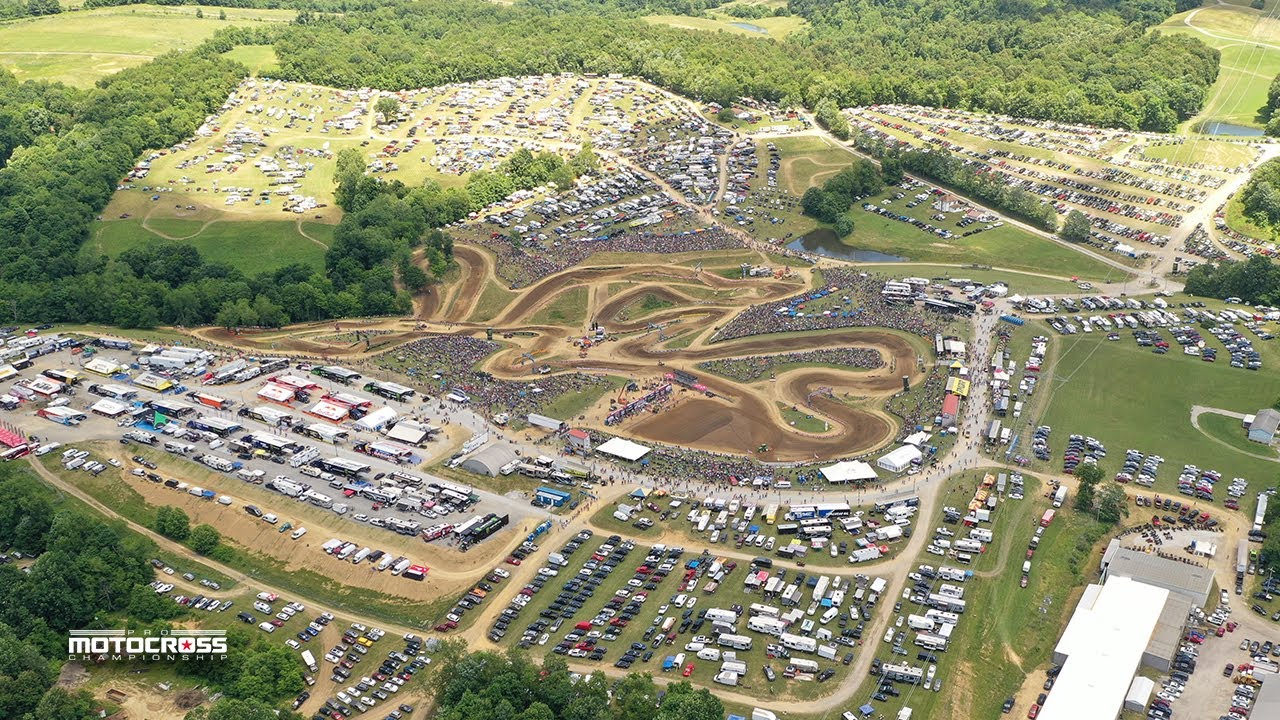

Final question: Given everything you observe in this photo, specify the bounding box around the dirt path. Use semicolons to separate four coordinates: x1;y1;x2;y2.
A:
295;218;329;249
1189;404;1280;462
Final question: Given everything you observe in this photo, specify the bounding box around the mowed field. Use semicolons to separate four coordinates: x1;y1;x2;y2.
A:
0;5;294;86
1158;4;1280;131
87;216;333;273
1037;299;1280;498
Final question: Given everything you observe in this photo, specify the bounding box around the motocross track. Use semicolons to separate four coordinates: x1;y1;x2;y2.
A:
188;243;925;459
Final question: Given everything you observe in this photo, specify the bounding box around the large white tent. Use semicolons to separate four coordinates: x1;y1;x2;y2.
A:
595;437;651;462
876;444;923;473
354;407;397;432
819;460;878;484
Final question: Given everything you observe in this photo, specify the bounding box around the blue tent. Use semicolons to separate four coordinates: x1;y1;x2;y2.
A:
859;704;875;717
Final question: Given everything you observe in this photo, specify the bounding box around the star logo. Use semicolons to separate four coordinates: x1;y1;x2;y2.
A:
181;639;193;651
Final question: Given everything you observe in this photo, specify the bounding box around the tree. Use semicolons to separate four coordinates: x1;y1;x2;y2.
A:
127;583;185;622
880;154;904;186
613;673;659;720
1061;209;1091;243
374;97;400;120
656;682;722;720
1074;463;1103;514
1252;0;1265;9
188;525;221;555
834;214;855;238
716;107;736;123
0;623;55;718
218;9;227;20
31;687;97;720
195;8;203;18
153;506;190;541
1096;483;1129;525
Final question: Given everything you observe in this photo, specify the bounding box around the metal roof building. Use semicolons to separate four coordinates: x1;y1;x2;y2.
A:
1040;576;1169;720
1249;408;1280;444
1099;541;1214;608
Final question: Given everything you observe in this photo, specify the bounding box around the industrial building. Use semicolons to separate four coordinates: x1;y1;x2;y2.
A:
1039;576;1171;720
1099;541;1214;608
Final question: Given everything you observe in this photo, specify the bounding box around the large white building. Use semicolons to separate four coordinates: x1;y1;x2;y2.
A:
1039;576;1170;720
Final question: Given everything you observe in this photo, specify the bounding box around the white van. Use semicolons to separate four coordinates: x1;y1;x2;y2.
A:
263;513;279;524
258;621;276;633
291;527;308;540
217;496;233;506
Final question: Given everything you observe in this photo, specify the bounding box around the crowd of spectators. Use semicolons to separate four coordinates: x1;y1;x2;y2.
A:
696;347;884;383
373;334;610;416
883;366;947;436
475;225;745;289
712;268;948;343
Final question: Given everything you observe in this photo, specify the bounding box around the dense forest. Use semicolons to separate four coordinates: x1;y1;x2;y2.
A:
268;0;1216;132
0;465;300;720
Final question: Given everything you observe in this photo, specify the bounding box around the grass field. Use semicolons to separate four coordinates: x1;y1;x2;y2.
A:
778;402;830;433
1039;314;1280;499
222;45;279;75
1159;5;1280;131
642;12;807;39
1195;410;1278;460
529;286;589;327
469;280;520;323
0;5;294;85
843;190;1128;283
88;217;332;273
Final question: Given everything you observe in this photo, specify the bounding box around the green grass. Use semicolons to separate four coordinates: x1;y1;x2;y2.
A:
1159;5;1280;131
529;286;589;327
222;45;279;75
843;192;1127;283
0;5;294;85
88;217;331;274
636;293;676;316
778;402;832;433
1039;316;1280;498
642;12;806;39
538;376;625;422
469;280;520;323
1196;410;1279;460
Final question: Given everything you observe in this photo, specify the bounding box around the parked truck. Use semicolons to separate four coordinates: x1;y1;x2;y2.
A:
1052;486;1068;508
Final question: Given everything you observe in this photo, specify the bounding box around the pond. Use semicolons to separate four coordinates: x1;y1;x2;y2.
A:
786;229;908;262
1200;121;1264;137
728;22;768;34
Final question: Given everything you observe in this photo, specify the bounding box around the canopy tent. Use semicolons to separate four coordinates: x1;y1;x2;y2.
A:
628;488;649;499
596;437;651;462
877;444;923;473
903;431;931;448
306;400;349;422
257;383;295;404
819;460;878;484
386;420;437;446
90;398;127;417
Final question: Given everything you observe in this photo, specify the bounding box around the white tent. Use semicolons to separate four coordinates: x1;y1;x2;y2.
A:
90;398;127;417
819;460;878;484
903;431;931;448
354;406;397;432
1124;677;1154;713
307;400;349;422
257;383;295;404
386;420;436;446
877;445;923;473
596;437;651;462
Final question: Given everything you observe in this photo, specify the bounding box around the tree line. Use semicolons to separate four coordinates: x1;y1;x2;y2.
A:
264;0;1217;132
799;157;885;236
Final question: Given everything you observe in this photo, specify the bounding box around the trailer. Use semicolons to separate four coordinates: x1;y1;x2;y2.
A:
1040;509;1056;527
1052;486;1068;508
300;649;317;672
780;633;816;653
